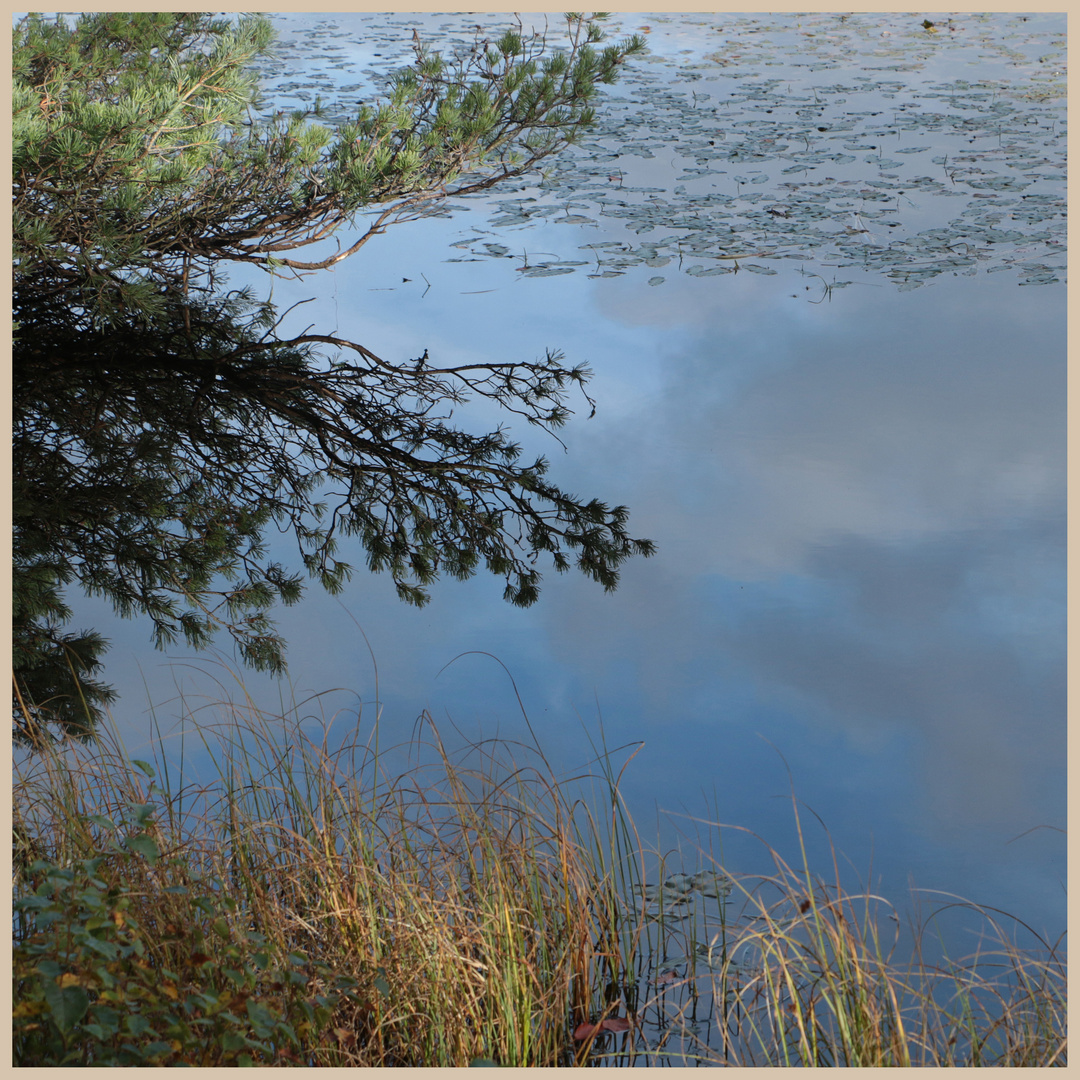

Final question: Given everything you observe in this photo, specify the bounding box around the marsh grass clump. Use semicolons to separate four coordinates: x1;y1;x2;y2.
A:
13;693;649;1066
12;686;1066;1066
617;812;1067;1068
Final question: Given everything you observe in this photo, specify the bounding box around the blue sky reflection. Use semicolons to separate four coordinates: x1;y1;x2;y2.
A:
55;12;1067;950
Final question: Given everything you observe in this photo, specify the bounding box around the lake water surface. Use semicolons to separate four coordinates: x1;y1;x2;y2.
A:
75;11;1066;971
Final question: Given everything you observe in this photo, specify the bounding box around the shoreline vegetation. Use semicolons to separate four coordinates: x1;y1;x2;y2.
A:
13;677;1066;1066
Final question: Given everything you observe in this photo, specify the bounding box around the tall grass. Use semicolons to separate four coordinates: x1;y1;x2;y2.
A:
12;683;1066;1066
659;814;1068;1067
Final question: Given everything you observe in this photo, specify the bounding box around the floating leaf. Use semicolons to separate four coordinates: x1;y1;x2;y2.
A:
664;873;695;893
520;266;576;277
573;1016;632;1040
574;1021;602;1041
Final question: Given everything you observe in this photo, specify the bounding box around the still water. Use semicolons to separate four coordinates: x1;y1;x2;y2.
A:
80;12;1065;963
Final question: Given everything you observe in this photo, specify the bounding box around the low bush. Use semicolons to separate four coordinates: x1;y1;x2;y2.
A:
13;821;359;1066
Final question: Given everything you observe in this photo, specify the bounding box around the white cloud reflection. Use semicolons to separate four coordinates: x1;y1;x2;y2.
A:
57;183;1064;941
537;271;1064;882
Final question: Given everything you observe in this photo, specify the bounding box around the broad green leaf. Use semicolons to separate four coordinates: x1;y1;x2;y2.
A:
43;981;90;1034
123;833;160;865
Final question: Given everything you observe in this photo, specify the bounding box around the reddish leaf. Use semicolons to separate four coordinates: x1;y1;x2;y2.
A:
574;1015;633;1041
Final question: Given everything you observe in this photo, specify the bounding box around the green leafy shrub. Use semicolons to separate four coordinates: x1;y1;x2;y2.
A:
13;817;358;1066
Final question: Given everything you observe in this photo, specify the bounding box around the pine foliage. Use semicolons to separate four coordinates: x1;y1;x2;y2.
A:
12;12;651;740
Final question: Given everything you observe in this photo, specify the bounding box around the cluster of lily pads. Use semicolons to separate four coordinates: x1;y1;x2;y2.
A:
257;12;1064;296
639;869;733;910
